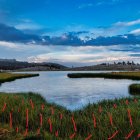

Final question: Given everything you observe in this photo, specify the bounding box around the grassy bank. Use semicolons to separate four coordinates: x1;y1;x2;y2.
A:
68;72;140;80
0;92;140;139
0;73;39;83
129;84;140;95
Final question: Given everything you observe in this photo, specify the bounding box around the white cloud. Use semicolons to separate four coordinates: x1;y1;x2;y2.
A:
78;3;93;9
42;18;140;39
91;19;140;37
130;29;140;35
89;19;140;37
15;19;43;30
0;41;51;52
0;41;18;49
27;50;133;65
79;0;123;8
66;46;105;53
0;40;140;66
20;18;33;23
114;19;140;27
56;19;140;39
27;45;135;66
15;23;42;30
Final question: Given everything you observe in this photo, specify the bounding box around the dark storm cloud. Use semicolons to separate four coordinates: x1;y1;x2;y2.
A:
0;23;41;42
0;23;140;47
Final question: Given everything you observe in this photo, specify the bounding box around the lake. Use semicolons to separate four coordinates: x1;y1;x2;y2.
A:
0;71;139;110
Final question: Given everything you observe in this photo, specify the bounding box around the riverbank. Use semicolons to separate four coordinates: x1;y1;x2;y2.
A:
0;92;140;139
0;73;39;84
68;71;140;80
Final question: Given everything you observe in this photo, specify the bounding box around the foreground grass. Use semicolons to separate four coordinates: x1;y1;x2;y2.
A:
0;73;39;83
68;71;140;80
0;93;140;139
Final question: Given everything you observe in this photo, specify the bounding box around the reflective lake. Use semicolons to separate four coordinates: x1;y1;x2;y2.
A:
0;71;139;110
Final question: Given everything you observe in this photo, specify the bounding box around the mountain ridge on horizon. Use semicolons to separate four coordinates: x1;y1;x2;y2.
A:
0;58;140;71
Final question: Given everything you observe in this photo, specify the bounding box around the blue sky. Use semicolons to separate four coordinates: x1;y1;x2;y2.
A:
1;0;140;34
0;0;140;66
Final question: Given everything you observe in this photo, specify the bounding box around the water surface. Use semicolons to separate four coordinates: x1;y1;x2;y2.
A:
0;71;139;110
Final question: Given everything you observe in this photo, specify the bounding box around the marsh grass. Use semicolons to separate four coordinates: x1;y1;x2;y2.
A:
68;72;140;80
129;84;140;95
0;73;39;83
0;92;140;139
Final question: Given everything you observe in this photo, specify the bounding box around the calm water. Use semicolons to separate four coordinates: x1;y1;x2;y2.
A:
0;71;139;110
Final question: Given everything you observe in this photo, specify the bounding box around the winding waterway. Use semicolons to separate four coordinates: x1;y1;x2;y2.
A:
0;71;139;110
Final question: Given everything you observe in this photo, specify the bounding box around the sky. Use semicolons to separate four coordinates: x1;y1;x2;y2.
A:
0;0;140;66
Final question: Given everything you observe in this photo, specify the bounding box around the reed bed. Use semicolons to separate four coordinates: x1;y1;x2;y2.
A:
0;92;140;139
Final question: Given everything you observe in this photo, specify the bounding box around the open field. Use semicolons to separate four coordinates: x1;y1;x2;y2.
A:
68;72;140;80
0;92;140;139
0;73;39;83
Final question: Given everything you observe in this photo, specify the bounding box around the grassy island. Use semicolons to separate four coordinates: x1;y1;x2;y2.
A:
0;92;140;139
129;84;140;95
0;73;39;83
68;71;140;80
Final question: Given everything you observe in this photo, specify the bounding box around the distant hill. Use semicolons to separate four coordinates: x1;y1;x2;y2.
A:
0;59;67;71
68;62;140;71
1;59;140;71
